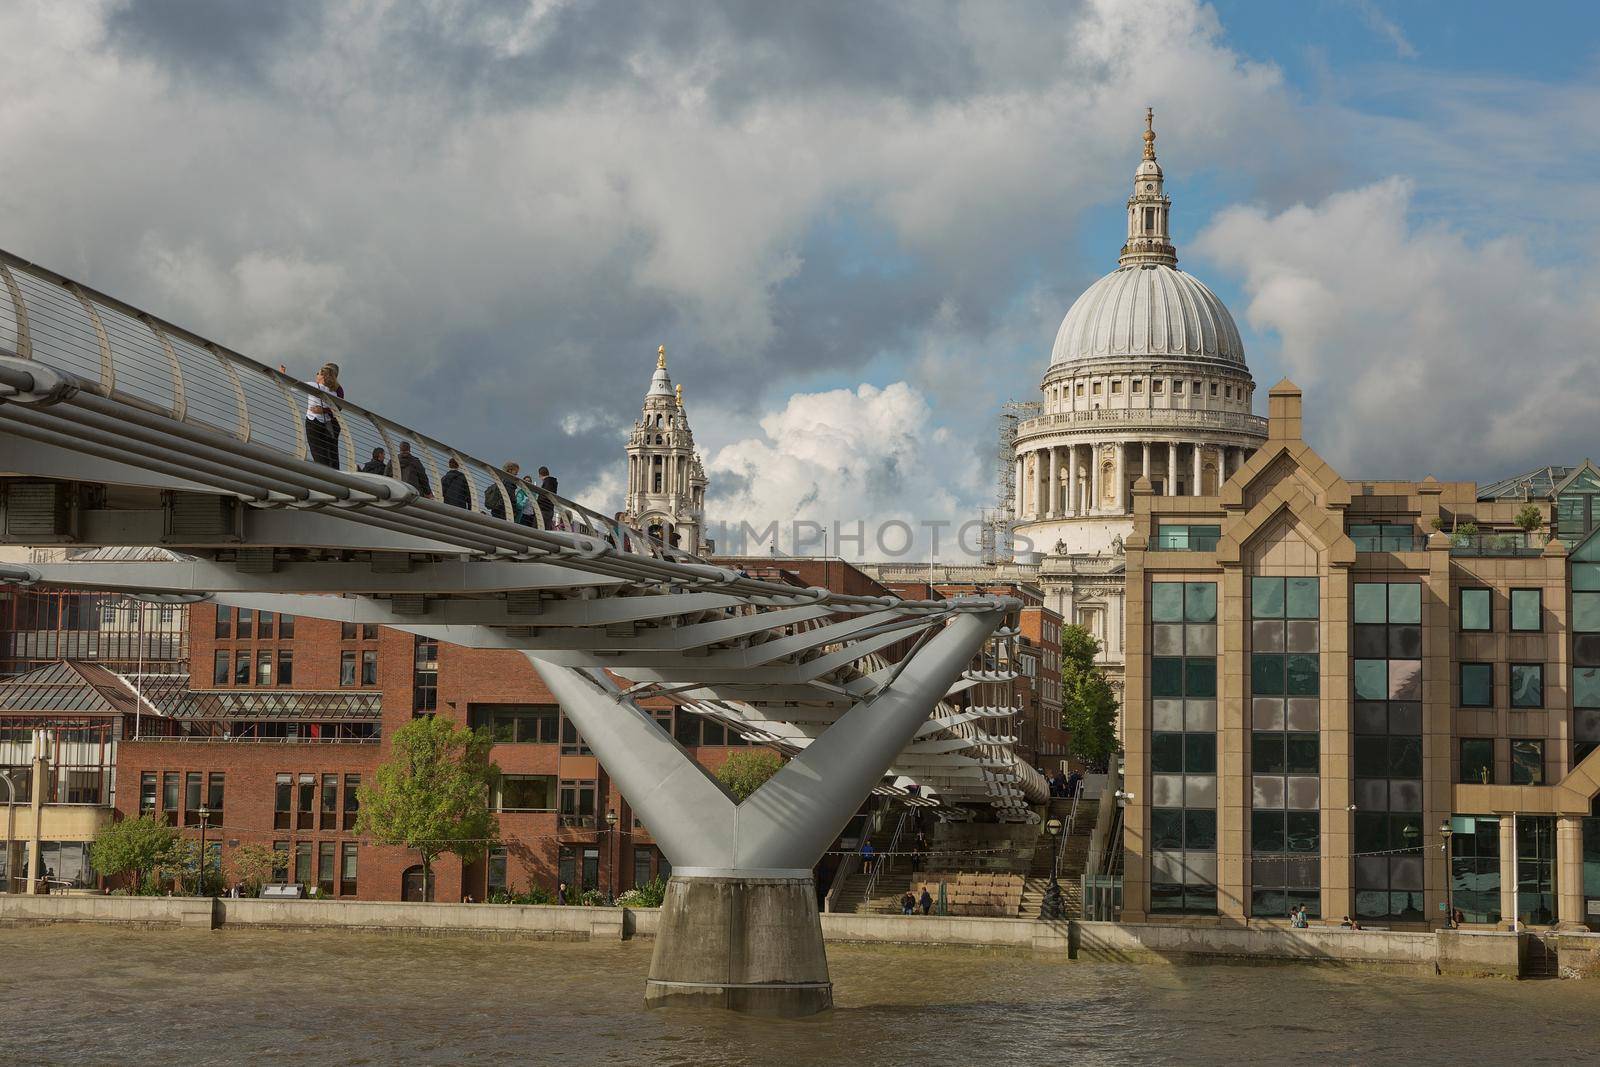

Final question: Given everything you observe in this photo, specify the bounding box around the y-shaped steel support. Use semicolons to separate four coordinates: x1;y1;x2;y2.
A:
528;608;1001;1016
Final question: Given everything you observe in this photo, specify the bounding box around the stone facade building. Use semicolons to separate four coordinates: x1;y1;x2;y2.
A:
1010;112;1265;692
623;346;708;554
1121;380;1600;929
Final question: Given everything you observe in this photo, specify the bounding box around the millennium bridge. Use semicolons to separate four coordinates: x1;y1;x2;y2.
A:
0;247;1044;1015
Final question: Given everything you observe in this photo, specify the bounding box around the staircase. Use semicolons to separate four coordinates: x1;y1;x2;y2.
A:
1523;935;1560;978
1018;795;1099;918
832;809;920;915
833;852;917;914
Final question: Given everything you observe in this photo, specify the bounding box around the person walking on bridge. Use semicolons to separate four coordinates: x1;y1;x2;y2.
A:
484;462;519;520
396;442;432;498
360;447;389;476
302;364;342;468
441;458;470;508
537;467;559;529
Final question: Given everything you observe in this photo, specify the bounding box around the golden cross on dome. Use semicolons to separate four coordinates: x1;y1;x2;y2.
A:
657;344;666;370
1143;107;1156;160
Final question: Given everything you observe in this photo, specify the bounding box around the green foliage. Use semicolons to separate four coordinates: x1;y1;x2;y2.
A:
487;884;557;906
1515;505;1544;533
89;814;182;888
1429;515;1446;532
228;842;278;895
715;749;785;801
577;888;606;907
356;715;500;899
615;876;667;909
1059;624;1119;768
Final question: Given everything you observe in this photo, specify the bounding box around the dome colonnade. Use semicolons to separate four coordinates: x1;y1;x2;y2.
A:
1013;109;1266;547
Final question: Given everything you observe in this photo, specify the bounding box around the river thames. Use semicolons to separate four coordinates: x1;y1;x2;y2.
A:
4;925;1592;1065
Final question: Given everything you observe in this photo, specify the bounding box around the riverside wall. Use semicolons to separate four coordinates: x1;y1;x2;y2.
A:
0;894;1570;978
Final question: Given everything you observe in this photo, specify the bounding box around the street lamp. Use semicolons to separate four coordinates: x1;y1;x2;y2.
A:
1040;815;1064;920
1439;819;1455;927
604;809;619;902
195;805;212;897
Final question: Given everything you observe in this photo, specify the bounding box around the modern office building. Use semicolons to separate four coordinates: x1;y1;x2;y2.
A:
1121;380;1600;928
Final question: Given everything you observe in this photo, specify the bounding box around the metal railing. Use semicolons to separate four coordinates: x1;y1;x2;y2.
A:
0;245;1017;623
1052;789;1082;883
822;851;859;914
863;809;908;904
1017;407;1267;437
0;248;688;562
1448;531;1544;557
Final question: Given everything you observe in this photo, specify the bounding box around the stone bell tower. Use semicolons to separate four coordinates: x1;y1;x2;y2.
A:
624;345;709;553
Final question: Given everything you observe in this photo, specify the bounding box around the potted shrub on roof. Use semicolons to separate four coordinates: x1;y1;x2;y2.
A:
1515;504;1544;546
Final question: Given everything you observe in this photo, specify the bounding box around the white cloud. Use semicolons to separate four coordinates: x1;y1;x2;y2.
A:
0;0;1314;491
1193;177;1600;478
1347;0;1418;59
702;382;984;560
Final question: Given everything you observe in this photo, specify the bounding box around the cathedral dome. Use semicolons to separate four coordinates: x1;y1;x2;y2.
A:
1049;263;1245;369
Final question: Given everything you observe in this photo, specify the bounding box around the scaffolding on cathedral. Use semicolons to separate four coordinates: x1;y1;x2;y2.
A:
984;400;1040;563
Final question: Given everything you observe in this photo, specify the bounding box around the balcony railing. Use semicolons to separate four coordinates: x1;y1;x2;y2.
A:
1351;532;1428;552
1449;532;1544;558
1017;407;1267;437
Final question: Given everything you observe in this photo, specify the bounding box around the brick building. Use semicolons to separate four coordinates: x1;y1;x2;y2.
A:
114;605;748;901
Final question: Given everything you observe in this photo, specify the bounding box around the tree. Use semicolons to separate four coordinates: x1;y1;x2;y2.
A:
1060;624;1119;769
356;715;500;900
1515;504;1544;534
229;842;279;896
716;750;785;801
90;814;187;891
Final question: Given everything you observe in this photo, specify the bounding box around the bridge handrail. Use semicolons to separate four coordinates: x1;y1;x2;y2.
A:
0;248;686;561
0;247;1020;621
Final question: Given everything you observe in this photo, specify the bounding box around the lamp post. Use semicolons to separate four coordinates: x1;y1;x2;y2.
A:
195;805;212;897
1040;815;1064;920
604;809;619;902
2;770;17;894
1439;819;1455;927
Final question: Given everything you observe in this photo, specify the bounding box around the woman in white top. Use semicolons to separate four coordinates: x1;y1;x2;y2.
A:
304;364;342;468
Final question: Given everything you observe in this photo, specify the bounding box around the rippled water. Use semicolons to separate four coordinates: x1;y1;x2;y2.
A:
3;925;1592;1065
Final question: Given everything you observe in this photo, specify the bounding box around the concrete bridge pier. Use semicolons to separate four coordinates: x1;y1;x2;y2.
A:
529;608;1001;1017
646;872;831;1016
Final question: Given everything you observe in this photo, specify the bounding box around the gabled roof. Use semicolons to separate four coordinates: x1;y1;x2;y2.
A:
0;660;141;715
1477;465;1577;501
134;677;382;722
64;545;194;563
1550;460;1600;498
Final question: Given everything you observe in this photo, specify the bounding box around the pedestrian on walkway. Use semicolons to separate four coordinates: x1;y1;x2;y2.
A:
303;364;342;468
441;457;470;508
396;442;432;497
537;466;558;529
919;887;933;915
484;462;519;520
901;891;916;916
861;840;876;876
360;447;389;475
516;475;539;527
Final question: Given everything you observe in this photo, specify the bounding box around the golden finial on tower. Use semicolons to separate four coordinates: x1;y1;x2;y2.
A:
1143;107;1156;160
675;383;683;408
657;344;666;370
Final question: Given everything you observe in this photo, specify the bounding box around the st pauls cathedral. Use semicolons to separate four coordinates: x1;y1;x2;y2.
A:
618;113;1265;696
867;112;1265;693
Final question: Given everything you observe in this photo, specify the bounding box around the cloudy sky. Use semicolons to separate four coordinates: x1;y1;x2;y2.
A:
3;1;1597;557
